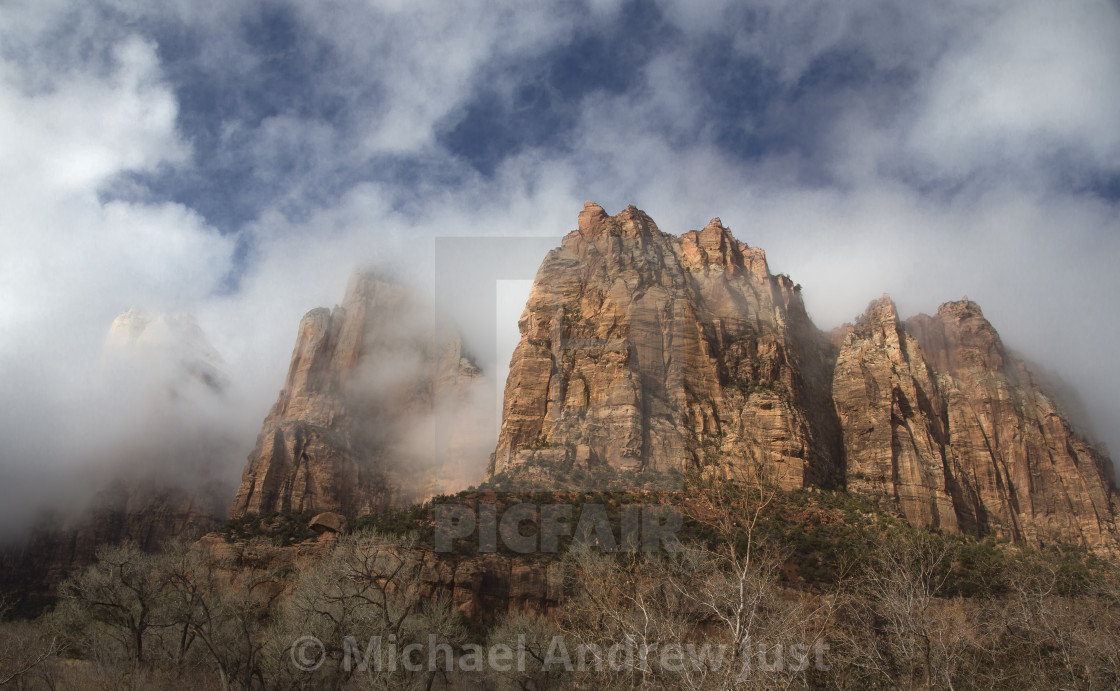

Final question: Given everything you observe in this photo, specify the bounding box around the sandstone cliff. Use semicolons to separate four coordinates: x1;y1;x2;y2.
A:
489;202;843;490
230;271;483;518
835;296;1119;547
487;203;1119;550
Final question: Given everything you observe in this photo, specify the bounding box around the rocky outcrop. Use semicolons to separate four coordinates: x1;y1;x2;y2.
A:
487;203;1119;550
442;553;565;618
230;271;483;518
834;296;1119;547
195;531;564;621
832;297;961;531
489;202;843;490
308;512;347;534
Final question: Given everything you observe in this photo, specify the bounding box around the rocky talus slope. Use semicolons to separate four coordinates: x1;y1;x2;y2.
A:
230;271;482;518
488;202;1119;549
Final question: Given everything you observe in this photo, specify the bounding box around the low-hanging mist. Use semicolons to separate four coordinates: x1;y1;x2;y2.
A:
229;270;497;519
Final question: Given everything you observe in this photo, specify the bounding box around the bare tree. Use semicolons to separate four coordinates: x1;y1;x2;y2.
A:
832;528;984;690
61;541;174;667
541;453;838;690
484;609;571;690
264;530;468;690
989;548;1120;690
0;618;65;687
181;540;286;690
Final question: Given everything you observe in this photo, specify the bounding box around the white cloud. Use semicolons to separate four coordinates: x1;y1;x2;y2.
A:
909;0;1120;176
1;0;1119;528
0;38;185;196
0;26;237;529
0;32;231;345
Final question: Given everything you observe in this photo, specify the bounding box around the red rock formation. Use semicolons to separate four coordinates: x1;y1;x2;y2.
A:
489;202;843;490
832;296;960;530
230;271;481;518
835;297;1119;547
488;203;1119;550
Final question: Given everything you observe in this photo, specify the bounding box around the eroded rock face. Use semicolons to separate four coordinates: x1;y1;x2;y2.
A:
489;202;843;490
309;512;347;534
832;297;960;531
835;297;1119;547
230;272;482;518
487;203;1118;550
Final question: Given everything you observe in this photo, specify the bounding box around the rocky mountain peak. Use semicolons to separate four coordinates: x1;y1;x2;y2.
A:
487;202;1119;552
906;298;1006;375
858;294;900;324
102;308;227;395
575;201;660;239
231;270;484;518
490;202;842;491
678;216;747;273
841;295;905;348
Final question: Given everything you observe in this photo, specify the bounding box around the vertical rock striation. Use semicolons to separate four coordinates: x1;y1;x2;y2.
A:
832;296;961;531
834;297;1118;547
488;202;843;490
487;202;1118;550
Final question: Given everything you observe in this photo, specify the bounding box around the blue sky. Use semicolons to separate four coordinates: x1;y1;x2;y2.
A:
1;0;1120;516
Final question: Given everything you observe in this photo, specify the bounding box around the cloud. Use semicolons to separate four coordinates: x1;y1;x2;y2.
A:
0;0;1119;532
908;0;1120;179
0;32;231;330
0;23;239;532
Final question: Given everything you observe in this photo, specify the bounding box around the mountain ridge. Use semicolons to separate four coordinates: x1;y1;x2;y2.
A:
486;202;1119;550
